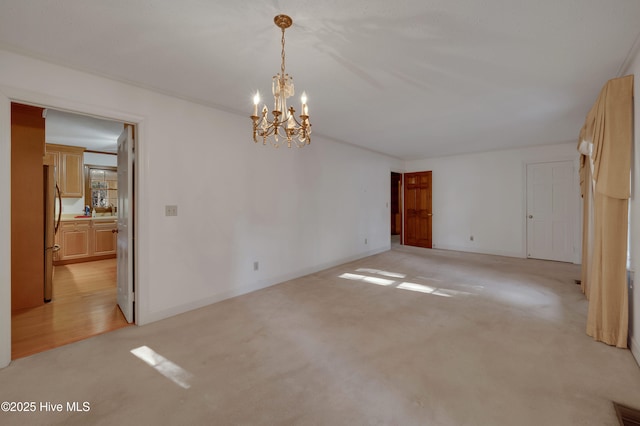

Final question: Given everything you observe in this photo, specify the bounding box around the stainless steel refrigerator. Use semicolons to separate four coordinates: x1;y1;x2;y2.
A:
44;164;61;302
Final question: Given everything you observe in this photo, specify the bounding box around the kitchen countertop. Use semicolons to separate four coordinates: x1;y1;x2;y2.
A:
60;214;117;221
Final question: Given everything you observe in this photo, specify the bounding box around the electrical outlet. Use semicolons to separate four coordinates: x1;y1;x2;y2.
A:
470;235;474;241
253;261;259;271
365;238;368;245
165;205;178;216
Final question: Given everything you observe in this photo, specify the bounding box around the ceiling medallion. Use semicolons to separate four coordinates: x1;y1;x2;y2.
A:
251;14;311;148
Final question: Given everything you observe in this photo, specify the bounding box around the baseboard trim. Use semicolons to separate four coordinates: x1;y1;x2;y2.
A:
428;243;523;259
139;282;274;326
631;335;640;367
54;253;116;266
138;245;390;326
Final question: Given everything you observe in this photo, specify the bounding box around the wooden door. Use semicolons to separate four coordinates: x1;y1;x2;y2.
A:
11;103;46;311
404;171;432;248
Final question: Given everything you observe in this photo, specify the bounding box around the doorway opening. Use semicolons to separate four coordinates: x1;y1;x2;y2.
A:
10;104;136;359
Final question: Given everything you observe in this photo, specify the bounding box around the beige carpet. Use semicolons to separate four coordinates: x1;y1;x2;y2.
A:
1;246;639;425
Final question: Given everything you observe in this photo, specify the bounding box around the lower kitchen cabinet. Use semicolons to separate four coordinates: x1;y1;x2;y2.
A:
55;219;117;264
58;221;91;261
92;220;117;256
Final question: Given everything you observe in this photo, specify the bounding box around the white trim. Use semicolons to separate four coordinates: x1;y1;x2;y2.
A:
521;161;528;258
431;243;523;259
0;84;145;125
573;157;583;265
0;91;11;368
0;84;146;367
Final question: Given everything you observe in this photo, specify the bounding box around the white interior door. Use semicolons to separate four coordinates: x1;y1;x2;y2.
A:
526;161;575;262
117;125;134;323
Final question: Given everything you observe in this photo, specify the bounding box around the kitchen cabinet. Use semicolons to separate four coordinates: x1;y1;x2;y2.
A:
45;144;85;198
92;219;117;256
58;221;91;261
55;218;117;264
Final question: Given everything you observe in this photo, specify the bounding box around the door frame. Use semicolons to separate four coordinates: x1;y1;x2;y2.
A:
0;85;144;368
522;157;582;264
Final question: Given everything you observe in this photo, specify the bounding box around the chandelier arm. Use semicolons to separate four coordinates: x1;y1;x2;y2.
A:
255;119;311;146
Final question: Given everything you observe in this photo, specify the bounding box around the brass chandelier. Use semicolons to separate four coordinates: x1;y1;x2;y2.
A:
251;14;311;148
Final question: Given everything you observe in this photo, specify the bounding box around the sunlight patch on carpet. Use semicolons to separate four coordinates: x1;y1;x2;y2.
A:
338;273;395;286
131;345;193;389
339;270;476;297
397;282;451;297
356;268;407;278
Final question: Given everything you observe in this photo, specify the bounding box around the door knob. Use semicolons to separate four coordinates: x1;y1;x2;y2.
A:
528;215;533;219
112;229;119;234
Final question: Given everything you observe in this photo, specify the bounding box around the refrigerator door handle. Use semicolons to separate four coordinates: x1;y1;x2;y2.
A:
54;183;62;234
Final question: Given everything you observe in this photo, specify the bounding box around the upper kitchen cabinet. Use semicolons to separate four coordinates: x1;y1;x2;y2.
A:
45;144;85;198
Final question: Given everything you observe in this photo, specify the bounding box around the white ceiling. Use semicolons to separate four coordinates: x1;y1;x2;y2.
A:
45;109;123;153
2;0;640;159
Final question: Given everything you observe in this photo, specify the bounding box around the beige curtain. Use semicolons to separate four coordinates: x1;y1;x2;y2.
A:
578;74;633;348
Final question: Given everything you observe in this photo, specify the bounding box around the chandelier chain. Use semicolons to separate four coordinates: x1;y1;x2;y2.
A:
280;27;286;78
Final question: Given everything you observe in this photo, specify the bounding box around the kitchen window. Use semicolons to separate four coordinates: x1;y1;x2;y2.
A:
84;165;117;212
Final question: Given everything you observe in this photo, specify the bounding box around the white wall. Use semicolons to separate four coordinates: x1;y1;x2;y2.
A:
622;45;640;365
0;49;402;368
405;143;579;258
85;152;117;167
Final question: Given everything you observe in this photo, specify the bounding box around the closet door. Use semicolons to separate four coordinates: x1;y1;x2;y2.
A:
526;161;575;262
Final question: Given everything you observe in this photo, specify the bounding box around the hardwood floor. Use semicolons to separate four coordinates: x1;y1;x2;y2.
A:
11;258;131;359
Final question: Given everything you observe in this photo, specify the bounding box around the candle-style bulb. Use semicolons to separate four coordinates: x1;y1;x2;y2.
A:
301;92;308;116
252;92;260;116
